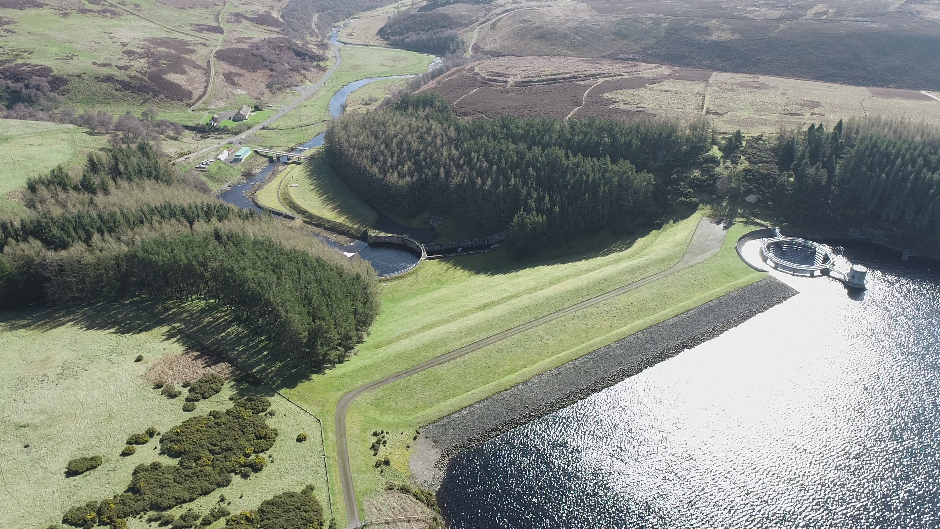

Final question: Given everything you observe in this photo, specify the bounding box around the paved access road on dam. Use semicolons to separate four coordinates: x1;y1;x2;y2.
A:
335;217;729;527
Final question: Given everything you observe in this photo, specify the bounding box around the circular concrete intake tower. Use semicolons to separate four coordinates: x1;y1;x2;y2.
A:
760;236;835;277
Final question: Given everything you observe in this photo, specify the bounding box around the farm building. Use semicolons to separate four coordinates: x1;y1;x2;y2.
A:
217;149;230;161
233;105;251;122
232;147;251;163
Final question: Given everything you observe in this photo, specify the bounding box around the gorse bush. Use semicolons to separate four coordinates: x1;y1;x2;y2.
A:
126;433;150;445
62;398;277;527
66;455;103;476
224;485;324;529
185;373;224;402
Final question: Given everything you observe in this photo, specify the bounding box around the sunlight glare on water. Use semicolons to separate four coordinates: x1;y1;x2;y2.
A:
438;247;940;528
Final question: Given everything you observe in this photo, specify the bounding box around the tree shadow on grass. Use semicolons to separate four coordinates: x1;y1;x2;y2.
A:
435;209;701;278
0;298;318;394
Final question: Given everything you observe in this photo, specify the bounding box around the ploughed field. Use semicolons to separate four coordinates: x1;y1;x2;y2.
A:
421;56;940;134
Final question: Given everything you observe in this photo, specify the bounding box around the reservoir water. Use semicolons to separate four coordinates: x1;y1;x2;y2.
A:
438;245;940;528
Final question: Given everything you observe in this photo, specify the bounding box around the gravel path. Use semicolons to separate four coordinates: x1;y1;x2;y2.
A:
411;276;797;489
336;217;729;526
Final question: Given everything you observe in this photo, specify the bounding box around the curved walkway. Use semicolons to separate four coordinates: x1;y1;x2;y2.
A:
335;217;728;527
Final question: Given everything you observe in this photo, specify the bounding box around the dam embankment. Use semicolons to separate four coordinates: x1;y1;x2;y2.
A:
411;275;797;489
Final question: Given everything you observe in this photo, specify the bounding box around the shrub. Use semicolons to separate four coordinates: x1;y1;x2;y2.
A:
146;426;159;437
120;446;136;456
134;354;144;362
60;399;276;524
62;501;98;528
224;486;324;529
186;373;225;402
153;380;165;389
182;401;197;412
126;432;150;445
162;383;181;399
296;433;307;443
171;509;201;528
159;513;176;526
66;455;102;476
201;505;230;526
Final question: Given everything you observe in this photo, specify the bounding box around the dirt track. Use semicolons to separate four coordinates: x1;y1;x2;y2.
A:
335;217;729;527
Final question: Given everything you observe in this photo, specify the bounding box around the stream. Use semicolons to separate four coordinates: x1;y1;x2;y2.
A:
218;30;441;277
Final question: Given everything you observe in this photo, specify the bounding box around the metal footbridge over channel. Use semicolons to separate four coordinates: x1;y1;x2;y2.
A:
253;148;310;162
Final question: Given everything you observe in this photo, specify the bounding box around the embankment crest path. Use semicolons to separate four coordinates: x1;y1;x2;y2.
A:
335;217;729;527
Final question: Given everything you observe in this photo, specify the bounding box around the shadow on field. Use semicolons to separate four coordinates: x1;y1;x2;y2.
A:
439;209;699;277
0;299;315;393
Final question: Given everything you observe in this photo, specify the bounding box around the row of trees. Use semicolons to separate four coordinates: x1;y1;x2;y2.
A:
326;93;709;253
1;141;379;368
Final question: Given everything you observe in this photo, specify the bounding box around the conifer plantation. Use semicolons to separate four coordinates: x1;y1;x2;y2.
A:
733;119;940;255
326;93;710;254
0;142;379;368
328;94;940;257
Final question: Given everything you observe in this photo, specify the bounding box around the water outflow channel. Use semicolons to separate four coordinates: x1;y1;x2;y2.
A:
219;29;440;276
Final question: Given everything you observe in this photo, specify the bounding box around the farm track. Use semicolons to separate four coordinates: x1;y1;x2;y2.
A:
173;40;342;164
190;0;228;112
335;217;728;527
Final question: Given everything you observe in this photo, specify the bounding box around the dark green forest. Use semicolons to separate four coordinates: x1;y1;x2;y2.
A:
378;11;465;55
326;93;709;253
728;120;940;255
0;142;379;368
327;94;940;256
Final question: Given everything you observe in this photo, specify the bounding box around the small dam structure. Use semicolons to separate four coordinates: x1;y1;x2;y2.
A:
759;229;867;289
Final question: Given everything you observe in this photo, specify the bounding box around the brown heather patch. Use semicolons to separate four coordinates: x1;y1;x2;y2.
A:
143;350;236;386
232;11;282;28
154;0;218;8
191;23;224;34
0;0;44;9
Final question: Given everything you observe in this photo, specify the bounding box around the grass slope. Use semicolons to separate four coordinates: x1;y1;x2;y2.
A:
281;213;765;524
256;152;378;230
0;119;105;214
253;46;432;149
0;303;330;528
350;222;763;493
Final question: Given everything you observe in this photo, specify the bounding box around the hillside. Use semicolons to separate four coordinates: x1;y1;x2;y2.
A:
381;0;940;91
0;0;327;113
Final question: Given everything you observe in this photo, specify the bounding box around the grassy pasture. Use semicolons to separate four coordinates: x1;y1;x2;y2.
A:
280;153;377;229
254;46;432;149
0;302;331;528
0;119;105;214
280;213;770;522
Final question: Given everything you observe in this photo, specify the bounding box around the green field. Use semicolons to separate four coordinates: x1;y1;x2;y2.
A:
0;119;106;214
280;213;765;523
253;46;432;149
0;302;332;528
256;153;378;230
